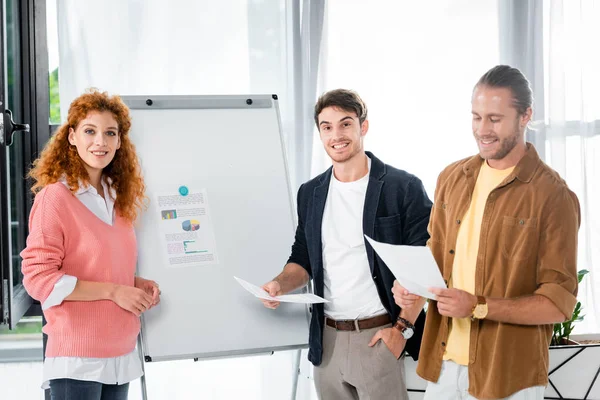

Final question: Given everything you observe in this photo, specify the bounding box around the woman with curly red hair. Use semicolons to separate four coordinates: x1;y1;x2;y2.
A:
21;89;159;400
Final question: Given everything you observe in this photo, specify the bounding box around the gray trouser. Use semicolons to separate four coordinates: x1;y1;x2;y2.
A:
314;323;408;400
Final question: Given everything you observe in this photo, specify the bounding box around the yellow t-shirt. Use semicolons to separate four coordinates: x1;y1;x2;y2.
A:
443;160;514;365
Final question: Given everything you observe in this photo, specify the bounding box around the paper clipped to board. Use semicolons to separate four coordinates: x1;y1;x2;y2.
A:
234;276;329;304
364;235;446;300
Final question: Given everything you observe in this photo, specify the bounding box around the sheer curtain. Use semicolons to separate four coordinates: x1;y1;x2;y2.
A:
56;0;323;398
313;0;500;203
543;0;600;335
501;0;600;335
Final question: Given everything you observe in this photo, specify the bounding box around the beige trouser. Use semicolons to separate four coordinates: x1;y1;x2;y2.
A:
423;360;546;400
314;323;408;400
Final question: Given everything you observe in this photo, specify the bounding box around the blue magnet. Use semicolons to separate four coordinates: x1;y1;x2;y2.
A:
179;186;189;196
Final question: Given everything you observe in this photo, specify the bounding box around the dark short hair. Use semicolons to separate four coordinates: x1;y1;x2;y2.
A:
314;89;368;127
475;65;533;114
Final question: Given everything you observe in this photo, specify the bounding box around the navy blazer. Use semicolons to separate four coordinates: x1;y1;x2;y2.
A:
287;151;432;366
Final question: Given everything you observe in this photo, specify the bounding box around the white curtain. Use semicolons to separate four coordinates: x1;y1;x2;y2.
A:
543;0;600;335
284;0;326;192
498;0;546;158
501;0;600;335
313;0;500;200
57;0;323;398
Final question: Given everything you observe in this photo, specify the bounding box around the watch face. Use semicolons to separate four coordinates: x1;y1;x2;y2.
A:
474;304;488;319
402;327;414;340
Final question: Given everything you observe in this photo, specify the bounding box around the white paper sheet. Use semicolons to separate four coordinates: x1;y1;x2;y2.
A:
234;277;329;303
364;235;446;300
156;187;219;267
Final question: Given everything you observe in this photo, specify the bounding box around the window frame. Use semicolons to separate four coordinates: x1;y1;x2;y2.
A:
540;120;600;138
1;0;51;329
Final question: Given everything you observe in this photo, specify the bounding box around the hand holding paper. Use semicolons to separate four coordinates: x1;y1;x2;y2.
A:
392;280;423;309
234;276;328;304
364;235;446;300
261;280;283;309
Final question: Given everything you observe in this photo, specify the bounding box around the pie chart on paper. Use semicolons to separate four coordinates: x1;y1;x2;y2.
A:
182;219;201;232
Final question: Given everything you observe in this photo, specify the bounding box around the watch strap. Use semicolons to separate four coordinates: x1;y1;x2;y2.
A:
394;316;415;332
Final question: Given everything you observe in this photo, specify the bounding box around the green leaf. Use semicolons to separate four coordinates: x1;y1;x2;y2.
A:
577;269;589;283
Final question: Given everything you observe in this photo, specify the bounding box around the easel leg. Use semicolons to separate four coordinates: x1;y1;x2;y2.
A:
138;334;149;400
290;349;301;400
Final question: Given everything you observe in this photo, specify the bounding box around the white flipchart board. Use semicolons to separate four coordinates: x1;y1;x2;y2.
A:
124;95;309;362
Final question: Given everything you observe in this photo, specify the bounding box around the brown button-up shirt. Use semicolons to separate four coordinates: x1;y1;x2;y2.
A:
417;143;580;399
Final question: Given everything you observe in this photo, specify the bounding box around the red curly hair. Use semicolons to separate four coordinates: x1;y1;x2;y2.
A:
29;89;146;223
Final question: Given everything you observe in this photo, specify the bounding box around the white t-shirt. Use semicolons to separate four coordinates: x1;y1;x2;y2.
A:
321;159;387;320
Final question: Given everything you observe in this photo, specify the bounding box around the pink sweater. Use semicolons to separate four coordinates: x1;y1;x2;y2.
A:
21;183;140;358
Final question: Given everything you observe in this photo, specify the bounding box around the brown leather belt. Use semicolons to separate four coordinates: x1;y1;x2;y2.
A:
325;314;391;332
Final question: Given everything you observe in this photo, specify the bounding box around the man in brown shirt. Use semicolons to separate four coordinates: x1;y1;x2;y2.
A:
393;65;580;399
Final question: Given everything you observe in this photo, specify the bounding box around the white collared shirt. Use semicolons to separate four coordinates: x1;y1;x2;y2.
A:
41;178;142;389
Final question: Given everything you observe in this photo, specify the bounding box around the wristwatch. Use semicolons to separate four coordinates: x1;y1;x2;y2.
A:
393;317;415;340
471;295;488;320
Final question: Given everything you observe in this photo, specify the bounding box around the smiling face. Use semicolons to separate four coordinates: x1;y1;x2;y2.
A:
471;85;531;164
317;106;368;164
68;111;121;180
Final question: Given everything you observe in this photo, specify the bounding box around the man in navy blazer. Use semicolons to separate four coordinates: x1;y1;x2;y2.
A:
262;89;431;399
